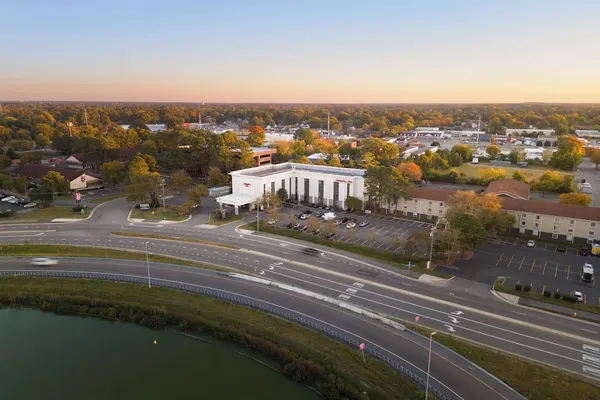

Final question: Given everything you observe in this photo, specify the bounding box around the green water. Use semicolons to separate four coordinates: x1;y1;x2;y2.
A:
0;309;320;400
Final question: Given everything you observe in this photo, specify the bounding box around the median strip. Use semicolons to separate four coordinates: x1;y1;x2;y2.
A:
110;232;239;250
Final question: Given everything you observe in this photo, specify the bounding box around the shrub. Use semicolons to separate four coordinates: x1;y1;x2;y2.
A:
515;283;523;291
554;290;561;299
523;284;532;292
563;294;578;303
543;289;552;298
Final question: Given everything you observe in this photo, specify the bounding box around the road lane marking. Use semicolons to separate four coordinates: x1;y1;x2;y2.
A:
583;354;600;367
583;344;600;355
542;261;547;275
554;262;559;278
581;328;597;334
583;366;600;378
513;311;527;316
506;254;515;268
495;253;504;266
529;259;536;273
567;265;570;280
518;257;525;271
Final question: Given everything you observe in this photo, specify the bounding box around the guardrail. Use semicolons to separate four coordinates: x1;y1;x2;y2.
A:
0;270;451;400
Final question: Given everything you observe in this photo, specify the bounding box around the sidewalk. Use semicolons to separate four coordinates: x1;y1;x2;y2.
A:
518;297;600;322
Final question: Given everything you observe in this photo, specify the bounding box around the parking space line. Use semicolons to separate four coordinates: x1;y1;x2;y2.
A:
554;262;559;278
506;254;515;268
517;257;525;271
529;259;536;273
584;294;587;304
567;265;570;280
542;261;547;275
495;253;504;266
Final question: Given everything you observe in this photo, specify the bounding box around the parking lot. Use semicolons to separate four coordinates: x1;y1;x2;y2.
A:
271;204;432;255
441;238;599;305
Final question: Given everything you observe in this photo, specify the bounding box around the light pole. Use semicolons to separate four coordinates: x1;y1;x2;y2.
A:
144;241;151;288
428;220;441;270
256;200;261;232
425;331;437;400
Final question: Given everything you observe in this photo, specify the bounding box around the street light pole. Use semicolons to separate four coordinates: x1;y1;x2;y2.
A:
425;331;437;400
144;241;151;288
256;201;260;232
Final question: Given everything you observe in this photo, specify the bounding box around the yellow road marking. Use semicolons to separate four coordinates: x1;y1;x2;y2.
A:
529;259;536;273
495;253;504;266
542;261;547;275
506;254;515;268
554;262;559;278
518;257;525;271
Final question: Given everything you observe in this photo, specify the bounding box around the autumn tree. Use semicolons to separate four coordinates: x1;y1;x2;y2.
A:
207;167;228;187
479;167;506;183
307;216;321;232
322;220;337;237
446;191;514;235
559;193;592;206
512;170;527;182
188;184;208;204
125;173;161;203
485;145;500;159
294;128;318;146
20;152;43;164
450;212;487;254
361;137;399;166
247;125;265;147
127;155;149;182
451;144;472;163
551;136;585;170
42;171;69;195
590;150;600;169
168;169;192;190
100;161;125;186
397;161;423;182
314;158;326;166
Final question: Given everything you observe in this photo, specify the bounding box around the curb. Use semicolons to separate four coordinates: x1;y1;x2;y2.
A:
126;208;193;225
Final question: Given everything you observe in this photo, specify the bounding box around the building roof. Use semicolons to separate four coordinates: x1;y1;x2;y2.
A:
232;162;365;178
407;187;453;202
500;197;600;222
116;145;142;160
484;179;530;200
250;147;277;156
14;164;101;182
69;153;86;163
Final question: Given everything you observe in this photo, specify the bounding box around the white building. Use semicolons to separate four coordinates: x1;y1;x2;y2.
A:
505;128;555;137
575;130;600;139
217;163;365;214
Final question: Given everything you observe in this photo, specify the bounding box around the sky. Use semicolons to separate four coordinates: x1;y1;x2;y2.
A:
1;0;600;103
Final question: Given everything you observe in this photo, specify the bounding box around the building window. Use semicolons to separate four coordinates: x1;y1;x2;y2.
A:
271;181;275;193
569;220;575;225
534;223;539;228
263;184;266;194
553;225;558;231
440;202;444;207
281;179;285;191
414;199;418;203
552;233;558;239
294;178;298;199
318;180;324;203
439;209;443;214
590;231;595;237
304;178;310;202
536;215;540;220
333;181;339;205
521;221;526;226
428;201;432;205
567;228;573;233
403;211;407;216
404;205;407;209
592;222;596;228
554;218;560;223
521;213;526;218
428;208;432;213
427;214;432;219
346;183;350;197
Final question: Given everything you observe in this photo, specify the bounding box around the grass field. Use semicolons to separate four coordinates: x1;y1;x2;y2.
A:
0;276;424;400
208;214;243;226
130;208;188;221
88;193;125;203
452;163;552;181
10;206;89;220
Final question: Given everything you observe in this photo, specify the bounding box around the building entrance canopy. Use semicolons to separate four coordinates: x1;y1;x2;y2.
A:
216;194;257;215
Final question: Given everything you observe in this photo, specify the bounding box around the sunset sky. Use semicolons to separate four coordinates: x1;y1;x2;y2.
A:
2;0;600;103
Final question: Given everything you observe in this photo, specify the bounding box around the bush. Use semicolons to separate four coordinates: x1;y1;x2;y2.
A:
0;210;14;218
554;290;561;299
523;284;532;292
515;283;523;291
563;294;578;303
543;289;552;298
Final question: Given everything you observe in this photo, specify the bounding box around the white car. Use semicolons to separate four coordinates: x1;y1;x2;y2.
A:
267;219;278;225
1;196;15;203
23;202;38;208
346;222;356;229
299;214;309;220
30;258;59;266
358;221;369;227
526;240;536;248
573;291;583;302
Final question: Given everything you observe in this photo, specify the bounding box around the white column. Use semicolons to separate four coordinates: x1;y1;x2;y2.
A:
234;205;239;215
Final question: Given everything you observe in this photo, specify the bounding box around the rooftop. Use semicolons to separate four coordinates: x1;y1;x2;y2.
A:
484;179;530;200
232;162;365;178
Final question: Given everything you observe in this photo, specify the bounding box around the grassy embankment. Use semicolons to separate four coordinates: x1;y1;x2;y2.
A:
0;276;424;400
130;208;188;222
0;244;229;272
4;206;90;220
239;221;450;278
403;323;600;400
494;277;600;315
88;193;125;203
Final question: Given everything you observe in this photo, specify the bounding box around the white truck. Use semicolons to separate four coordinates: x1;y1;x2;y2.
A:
322;212;336;221
581;263;595;284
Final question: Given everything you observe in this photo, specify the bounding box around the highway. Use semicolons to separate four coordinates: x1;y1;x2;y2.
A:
1;199;600;394
0;257;520;400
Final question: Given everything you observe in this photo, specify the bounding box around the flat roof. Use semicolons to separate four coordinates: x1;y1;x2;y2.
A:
233;162;365;178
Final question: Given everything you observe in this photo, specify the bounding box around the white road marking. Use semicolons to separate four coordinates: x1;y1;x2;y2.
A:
352;282;365;288
581;328;597;334
583;366;600;378
583;354;600;367
346;288;358;294
338;294;351;300
583;344;600;355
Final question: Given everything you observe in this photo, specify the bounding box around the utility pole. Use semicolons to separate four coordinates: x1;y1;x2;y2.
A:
327;111;330;135
161;179;166;209
476;113;481;150
84;109;89;127
67;122;73;137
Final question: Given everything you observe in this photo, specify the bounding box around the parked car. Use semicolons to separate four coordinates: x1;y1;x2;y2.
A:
292;223;301;230
358;221;369;227
1;196;15;203
580;246;590;256
267;219;278;225
346;222;356;229
573;291;584;302
23;202;38;208
312;229;320;235
30;258;59;266
285;223;294;229
556;245;567;253
325;233;335;239
299;214;309;220
526;240;536;248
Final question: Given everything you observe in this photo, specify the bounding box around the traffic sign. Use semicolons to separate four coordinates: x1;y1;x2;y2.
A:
75;192;81;201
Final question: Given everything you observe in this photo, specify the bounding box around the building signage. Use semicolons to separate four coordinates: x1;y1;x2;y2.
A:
80;175;86;182
74;192;81;201
335;179;352;184
243;183;251;187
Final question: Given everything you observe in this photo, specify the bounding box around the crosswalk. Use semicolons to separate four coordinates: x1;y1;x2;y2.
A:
338;282;365;302
582;344;600;378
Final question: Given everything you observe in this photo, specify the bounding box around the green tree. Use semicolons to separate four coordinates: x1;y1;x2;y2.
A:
42;171;69;195
125;173;161;203
294;128;318;146
345;196;363;212
12;176;29;194
188;184;209;204
207;167;228;187
551;136;585;170
247;125;265;147
168;169;192;190
127;155;149;182
276;187;288;202
100;161;126;186
450;212;487;254
590;150;600;169
559;193;592;206
365;166;409;212
0;155;11;168
485;145;500;159
6;148;18;160
451;144;472;163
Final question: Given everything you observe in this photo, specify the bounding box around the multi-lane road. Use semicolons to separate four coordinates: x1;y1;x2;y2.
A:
1;198;600;397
